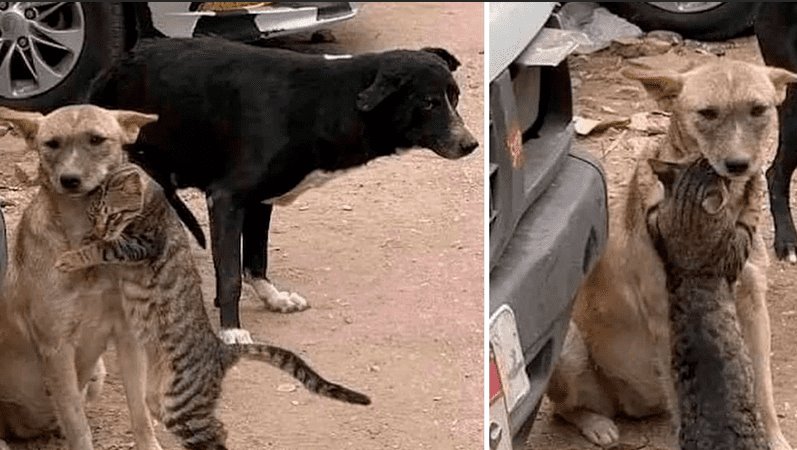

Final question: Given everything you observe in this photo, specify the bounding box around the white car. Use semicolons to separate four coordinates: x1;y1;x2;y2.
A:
0;2;359;110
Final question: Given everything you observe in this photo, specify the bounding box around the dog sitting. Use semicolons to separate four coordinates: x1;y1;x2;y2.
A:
88;37;479;344
546;59;797;450
0;105;162;450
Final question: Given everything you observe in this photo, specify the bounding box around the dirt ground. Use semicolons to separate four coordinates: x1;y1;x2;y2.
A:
0;3;483;449
528;34;797;450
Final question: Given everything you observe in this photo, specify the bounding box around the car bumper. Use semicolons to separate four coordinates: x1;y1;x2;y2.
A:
489;147;608;446
149;2;358;40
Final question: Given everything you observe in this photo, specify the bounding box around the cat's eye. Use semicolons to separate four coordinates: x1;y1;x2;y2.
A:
750;104;768;117
89;135;107;146
697;108;719;120
44;139;59;150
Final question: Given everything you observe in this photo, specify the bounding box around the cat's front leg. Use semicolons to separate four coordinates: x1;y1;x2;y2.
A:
55;244;104;272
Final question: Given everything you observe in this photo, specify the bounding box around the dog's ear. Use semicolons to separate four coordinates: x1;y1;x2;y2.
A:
356;69;407;112
0;107;42;142
114;110;158;144
648;158;683;196
765;67;797;105
622;68;684;109
422;47;461;72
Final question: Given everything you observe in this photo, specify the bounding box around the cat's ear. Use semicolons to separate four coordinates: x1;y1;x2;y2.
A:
701;184;729;215
648;158;683;196
114;167;145;205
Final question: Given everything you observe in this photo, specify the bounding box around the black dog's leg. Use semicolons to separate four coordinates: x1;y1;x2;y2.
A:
768;86;797;261
242;202;308;312
242;202;271;279
757;3;797;261
207;190;251;344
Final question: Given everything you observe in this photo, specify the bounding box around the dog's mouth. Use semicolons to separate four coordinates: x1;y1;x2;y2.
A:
707;159;757;182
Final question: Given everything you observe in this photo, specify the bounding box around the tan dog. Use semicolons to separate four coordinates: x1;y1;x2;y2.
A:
547;59;797;449
0;105;161;450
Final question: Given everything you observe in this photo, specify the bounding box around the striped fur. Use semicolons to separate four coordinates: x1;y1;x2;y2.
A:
647;157;766;450
56;163;370;450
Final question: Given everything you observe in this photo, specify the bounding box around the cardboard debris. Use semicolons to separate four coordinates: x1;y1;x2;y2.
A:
574;116;631;136
628;112;669;135
609;37;674;58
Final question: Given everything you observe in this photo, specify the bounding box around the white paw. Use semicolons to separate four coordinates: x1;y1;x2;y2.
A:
580;415;619;448
218;328;254;344
789;250;797;264
246;278;309;313
0;439;9;450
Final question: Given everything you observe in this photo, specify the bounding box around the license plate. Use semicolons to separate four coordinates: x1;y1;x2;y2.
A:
489;350;512;450
489;304;530;412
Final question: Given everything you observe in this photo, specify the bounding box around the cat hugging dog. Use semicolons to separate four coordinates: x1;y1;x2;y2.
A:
648;156;767;450
548;58;797;450
0;105;368;450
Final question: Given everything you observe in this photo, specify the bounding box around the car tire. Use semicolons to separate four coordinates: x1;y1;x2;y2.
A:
0;3;126;113
603;2;760;41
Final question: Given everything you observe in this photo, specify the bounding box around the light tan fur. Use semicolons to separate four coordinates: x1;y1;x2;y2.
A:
0;105;162;450
547;59;797;449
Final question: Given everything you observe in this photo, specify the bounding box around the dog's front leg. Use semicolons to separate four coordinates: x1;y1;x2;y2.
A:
114;329;162;450
40;345;93;450
737;244;792;450
242;202;308;313
208;191;252;344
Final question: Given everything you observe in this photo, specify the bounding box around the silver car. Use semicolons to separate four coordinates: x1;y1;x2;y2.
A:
0;2;359;110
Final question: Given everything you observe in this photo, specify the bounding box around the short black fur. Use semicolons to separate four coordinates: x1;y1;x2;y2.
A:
89;37;477;330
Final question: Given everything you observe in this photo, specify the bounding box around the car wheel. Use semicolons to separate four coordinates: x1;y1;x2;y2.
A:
0;2;125;112
604;2;760;41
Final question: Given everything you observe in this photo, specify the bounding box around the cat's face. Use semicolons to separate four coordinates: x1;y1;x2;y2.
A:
91;166;145;240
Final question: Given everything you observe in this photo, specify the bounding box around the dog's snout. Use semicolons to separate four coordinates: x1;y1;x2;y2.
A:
724;158;750;175
60;175;82;190
461;134;479;154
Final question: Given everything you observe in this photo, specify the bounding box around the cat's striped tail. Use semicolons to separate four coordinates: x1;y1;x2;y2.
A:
224;343;371;406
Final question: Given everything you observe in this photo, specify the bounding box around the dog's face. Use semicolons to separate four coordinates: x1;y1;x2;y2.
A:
356;47;478;159
0;105;157;196
624;60;797;180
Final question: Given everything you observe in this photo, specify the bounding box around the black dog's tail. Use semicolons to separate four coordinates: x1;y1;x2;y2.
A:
166;189;207;249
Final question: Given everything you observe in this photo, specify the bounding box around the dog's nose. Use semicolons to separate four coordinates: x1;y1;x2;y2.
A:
60;175;81;190
724;158;750;175
461;137;479;154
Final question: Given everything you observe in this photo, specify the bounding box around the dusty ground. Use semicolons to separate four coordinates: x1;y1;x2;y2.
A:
1;3;483;449
527;34;797;450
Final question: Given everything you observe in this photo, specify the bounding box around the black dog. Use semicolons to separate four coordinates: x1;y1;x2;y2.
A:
756;4;797;262
89;37;478;343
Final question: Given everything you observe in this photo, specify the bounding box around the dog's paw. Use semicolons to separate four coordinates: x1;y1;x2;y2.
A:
54;251;85;272
219;328;254;344
578;414;619;448
0;439;9;450
247;278;309;313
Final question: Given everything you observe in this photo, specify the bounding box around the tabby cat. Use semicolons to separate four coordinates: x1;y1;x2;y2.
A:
55;163;370;450
646;157;767;450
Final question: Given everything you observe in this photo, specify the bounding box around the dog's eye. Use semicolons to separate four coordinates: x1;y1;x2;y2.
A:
750;104;768;117
89;135;107;146
697;108;719;120
422;98;440;111
44;139;60;150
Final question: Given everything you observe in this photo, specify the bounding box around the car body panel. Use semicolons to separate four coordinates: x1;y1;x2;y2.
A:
488;2;609;446
489;2;554;81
